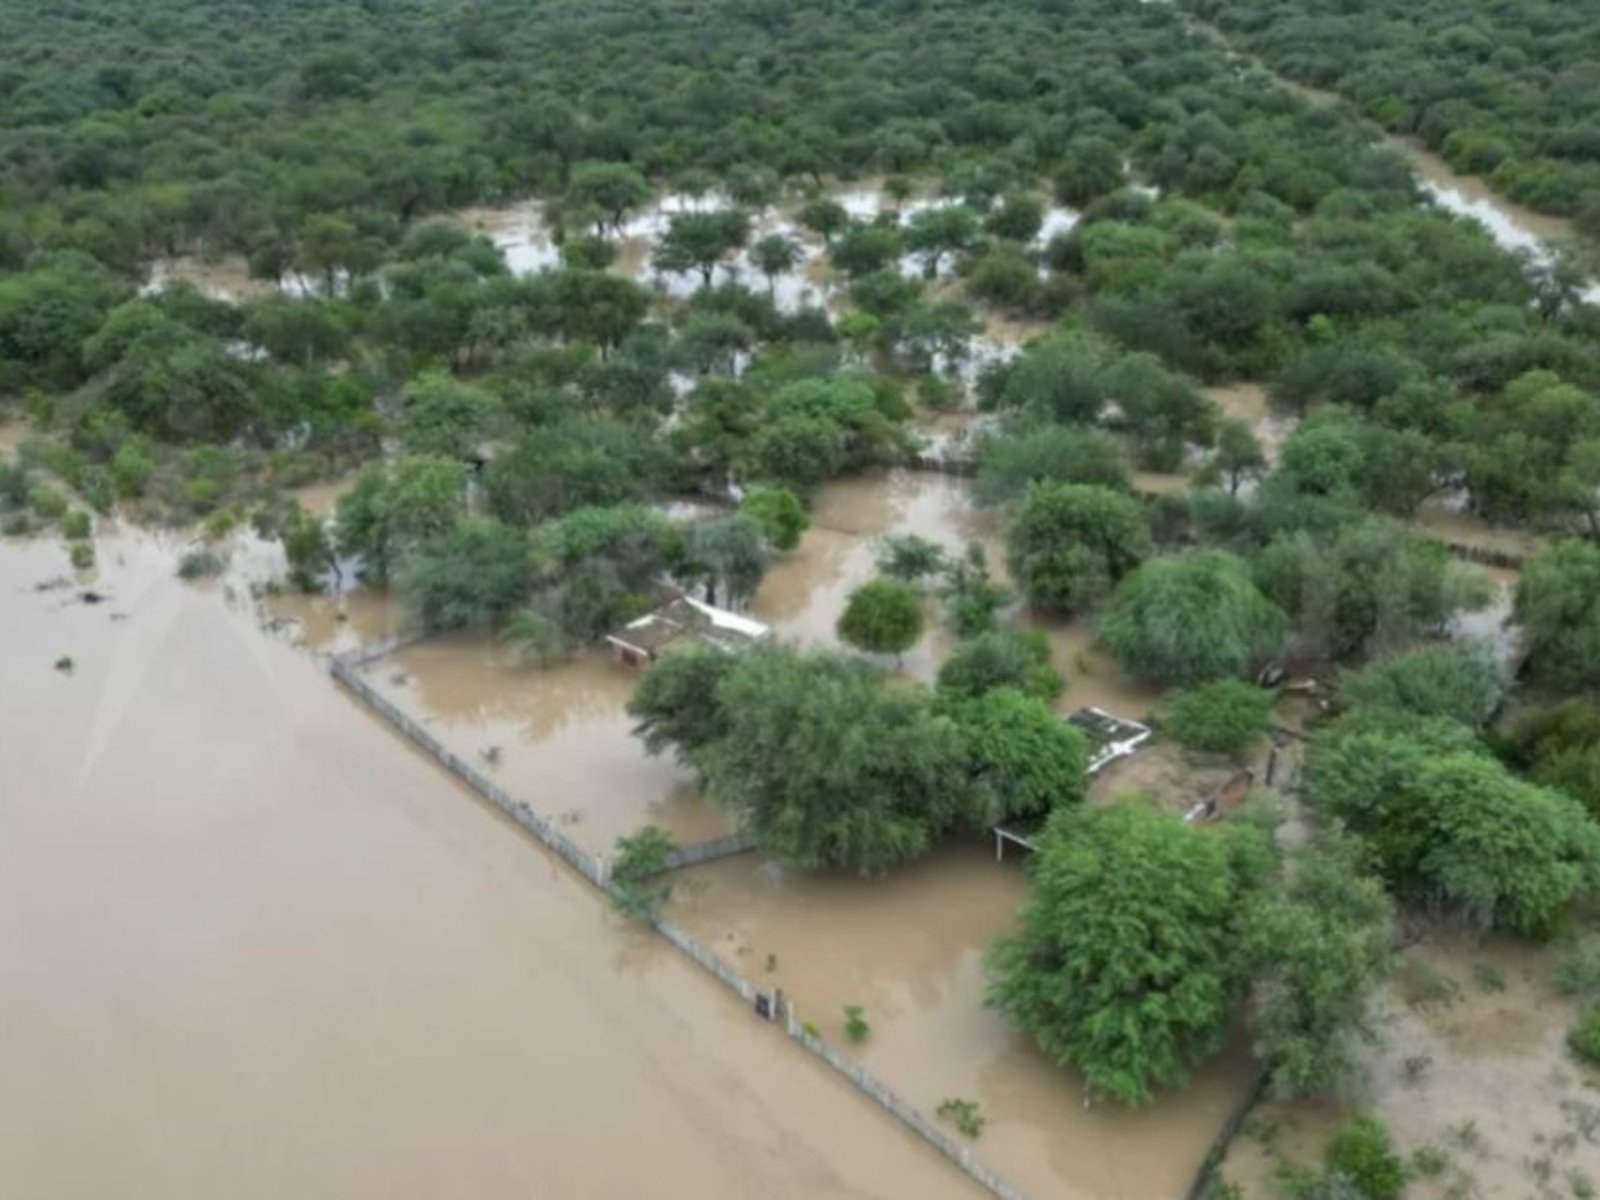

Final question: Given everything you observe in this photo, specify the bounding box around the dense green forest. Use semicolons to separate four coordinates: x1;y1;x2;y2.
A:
1186;0;1600;232
6;0;1600;1152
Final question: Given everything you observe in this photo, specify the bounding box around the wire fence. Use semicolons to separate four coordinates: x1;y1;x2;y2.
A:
662;831;759;872
782;1003;1032;1200
330;655;610;887
325;639;1333;1200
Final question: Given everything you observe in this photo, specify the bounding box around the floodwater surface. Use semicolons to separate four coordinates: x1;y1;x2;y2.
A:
0;530;984;1200
670;842;1257;1200
360;637;729;854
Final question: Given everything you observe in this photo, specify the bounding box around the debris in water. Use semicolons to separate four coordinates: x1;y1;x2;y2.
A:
54;655;74;673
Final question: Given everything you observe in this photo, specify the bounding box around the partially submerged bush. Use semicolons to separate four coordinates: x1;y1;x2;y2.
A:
1570;1004;1600;1066
609;826;677;921
59;510;91;540
1325;1113;1406;1200
176;548;226;579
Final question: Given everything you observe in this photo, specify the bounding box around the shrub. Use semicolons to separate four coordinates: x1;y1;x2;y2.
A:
1102;552;1286;685
609;825;677;921
1555;934;1600;998
59;510;91;540
837;577;924;657
1325;1113;1406;1200
876;534;947;584
68;542;94;570
1158;679;1275;754
936;1098;986;1139
937;627;1063;703
1568;1005;1600;1067
843;1004;871;1042
29;486;66;520
177;548;226;579
1340;644;1506;731
740;486;808;551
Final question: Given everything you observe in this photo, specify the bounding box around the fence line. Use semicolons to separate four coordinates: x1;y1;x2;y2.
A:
783;1004;1032;1200
654;918;759;1004
330;645;1037;1200
662;831;760;872
330;656;610;887
1181;1069;1269;1200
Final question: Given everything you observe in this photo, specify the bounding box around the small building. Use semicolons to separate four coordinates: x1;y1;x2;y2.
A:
993;706;1152;861
606;593;771;668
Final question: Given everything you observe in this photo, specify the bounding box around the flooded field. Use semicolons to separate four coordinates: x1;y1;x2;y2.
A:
357;637;728;854
0;527;989;1200
341;468;1158;859
1222;933;1600;1200
753;470;997;682
669;842;1257;1200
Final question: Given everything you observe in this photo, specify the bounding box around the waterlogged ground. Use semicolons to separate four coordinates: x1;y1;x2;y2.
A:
359;638;728;855
353;469;1162;861
668;842;1257;1200
1221;933;1600;1200
0;527;990;1200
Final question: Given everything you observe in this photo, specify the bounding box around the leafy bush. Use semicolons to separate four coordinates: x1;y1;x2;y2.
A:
609;826;676;921
1570;1005;1600;1066
936;1098;986;1138
1006;483;1151;614
1102;552;1286;685
1307;723;1600;937
1325;1113;1406;1200
875;534;947;584
1158;679;1274;754
1340;644;1506;731
837;577;924;657
740;486;808;551
176;548;225;579
1555;934;1600;998
29;486;66;520
937;627;1063;703
843;1004;871;1042
59;510;91;540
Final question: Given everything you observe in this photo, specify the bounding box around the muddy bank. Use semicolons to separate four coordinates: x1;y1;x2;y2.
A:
670;842;1258;1200
0;529;990;1200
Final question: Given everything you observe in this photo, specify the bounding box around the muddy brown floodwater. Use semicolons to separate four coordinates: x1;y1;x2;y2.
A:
360;637;728;854
670;842;1257;1200
0;530;987;1200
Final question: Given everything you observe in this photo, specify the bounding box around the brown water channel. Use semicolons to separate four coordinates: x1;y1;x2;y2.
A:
0;529;985;1200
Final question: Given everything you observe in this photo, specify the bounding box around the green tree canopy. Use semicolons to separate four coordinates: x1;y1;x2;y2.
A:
1339;643;1507;731
395;518;533;631
1514;540;1600;691
1006;483;1152;614
1244;839;1394;1099
1101;551;1287;685
837;578;925;658
1307;721;1600;937
954;688;1089;823
988;801;1264;1106
936;626;1064;704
